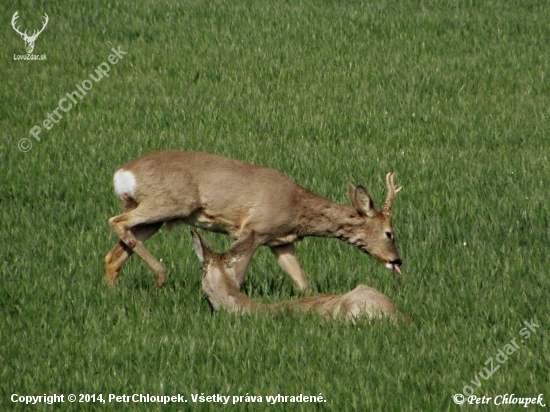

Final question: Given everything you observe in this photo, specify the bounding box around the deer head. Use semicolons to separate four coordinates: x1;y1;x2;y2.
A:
192;231;255;311
11;11;49;54
347;173;403;275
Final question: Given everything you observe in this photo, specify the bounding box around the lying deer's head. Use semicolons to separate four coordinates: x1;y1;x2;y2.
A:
192;231;251;311
11;11;49;54
347;173;403;275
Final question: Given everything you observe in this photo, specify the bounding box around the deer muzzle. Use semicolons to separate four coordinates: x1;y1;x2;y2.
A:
385;258;403;276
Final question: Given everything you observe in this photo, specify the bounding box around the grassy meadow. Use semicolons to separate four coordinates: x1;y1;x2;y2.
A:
1;0;549;410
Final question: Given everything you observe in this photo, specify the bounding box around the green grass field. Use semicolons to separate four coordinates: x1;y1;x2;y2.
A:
2;0;549;410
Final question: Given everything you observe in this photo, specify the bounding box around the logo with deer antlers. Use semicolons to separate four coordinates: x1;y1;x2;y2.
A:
11;11;49;54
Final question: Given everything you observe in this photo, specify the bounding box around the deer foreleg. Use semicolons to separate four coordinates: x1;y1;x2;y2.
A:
270;244;310;292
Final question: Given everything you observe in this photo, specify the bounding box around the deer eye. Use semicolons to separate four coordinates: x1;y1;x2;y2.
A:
385;231;392;240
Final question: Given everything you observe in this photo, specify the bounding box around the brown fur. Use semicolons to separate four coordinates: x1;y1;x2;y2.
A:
192;231;410;324
105;151;403;289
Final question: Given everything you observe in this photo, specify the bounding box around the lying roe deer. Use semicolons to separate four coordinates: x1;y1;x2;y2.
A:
105;151;403;289
192;231;410;323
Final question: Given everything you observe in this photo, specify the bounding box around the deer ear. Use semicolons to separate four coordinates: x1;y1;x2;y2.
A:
349;184;377;217
226;232;256;263
347;183;357;206
191;231;210;263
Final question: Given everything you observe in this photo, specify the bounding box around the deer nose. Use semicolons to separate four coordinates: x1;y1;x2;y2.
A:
391;258;402;267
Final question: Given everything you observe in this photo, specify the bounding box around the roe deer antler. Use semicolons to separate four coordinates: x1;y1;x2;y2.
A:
381;172;402;216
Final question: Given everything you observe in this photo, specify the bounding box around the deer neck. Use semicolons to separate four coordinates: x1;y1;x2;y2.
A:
230;291;260;313
297;193;363;241
214;277;260;314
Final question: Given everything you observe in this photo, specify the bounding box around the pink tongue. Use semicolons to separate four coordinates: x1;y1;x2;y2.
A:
393;264;402;276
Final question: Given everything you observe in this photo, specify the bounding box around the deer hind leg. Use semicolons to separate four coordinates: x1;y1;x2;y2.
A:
105;223;162;288
105;241;131;288
108;208;172;288
270;244;311;292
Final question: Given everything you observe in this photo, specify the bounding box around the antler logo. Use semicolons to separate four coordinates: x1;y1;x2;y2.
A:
11;11;49;54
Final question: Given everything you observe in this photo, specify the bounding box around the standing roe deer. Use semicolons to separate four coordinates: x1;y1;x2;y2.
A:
105;151;403;290
192;231;409;323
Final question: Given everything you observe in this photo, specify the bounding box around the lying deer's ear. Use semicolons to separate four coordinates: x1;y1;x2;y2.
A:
347;183;357;206
226;232;256;261
191;231;210;263
348;184;377;217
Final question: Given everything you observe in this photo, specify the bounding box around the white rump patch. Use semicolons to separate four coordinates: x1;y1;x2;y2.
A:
113;169;137;198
